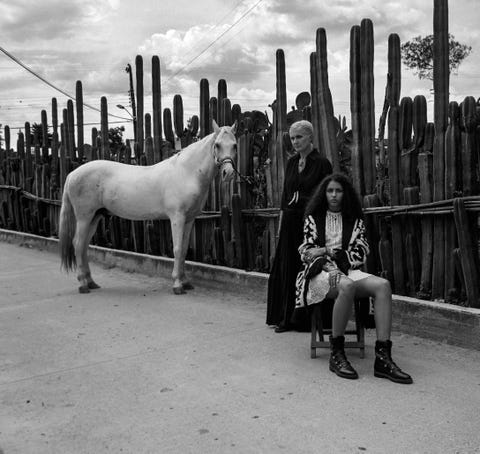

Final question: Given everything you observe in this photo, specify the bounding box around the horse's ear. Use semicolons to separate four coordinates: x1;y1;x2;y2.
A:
212;119;220;134
231;120;238;135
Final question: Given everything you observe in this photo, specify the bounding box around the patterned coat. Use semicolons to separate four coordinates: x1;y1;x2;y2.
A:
295;213;370;308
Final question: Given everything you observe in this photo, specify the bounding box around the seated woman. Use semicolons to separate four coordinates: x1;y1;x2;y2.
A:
295;173;412;384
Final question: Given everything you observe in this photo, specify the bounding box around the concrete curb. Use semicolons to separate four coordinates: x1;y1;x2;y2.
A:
1;228;479;350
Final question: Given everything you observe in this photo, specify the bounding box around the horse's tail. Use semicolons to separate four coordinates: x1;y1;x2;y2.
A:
59;185;76;272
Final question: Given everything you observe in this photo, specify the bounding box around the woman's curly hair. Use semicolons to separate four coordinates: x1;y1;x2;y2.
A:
304;172;363;220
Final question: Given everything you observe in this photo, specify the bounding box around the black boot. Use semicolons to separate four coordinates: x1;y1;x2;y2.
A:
329;335;358;380
374;340;413;384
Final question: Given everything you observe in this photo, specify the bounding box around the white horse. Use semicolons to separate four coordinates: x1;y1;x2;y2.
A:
59;120;237;294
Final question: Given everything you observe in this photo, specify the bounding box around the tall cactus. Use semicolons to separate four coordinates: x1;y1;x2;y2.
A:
275;49;287;208
173;94;184;147
431;0;449;299
24;122;33;182
209;97;218;132
152;55;163;162
387;33;401;206
232;104;242;129
163;108;175;148
51;97;58;135
386;33;405;294
315;28;339;171
62;109;70;158
387;34;401;107
275;49;287;136
398;96;413;193
217;79;227;126
4;125;10;152
360;19;375;195
67;100;76;160
100;96;110;160
59;123;67;193
445;101;461;298
460;96;477;195
221;98;232;126
199;78;210;138
145;113;152;139
76;80;84;162
135;55;144;155
91;127;98;160
349;25;363;196
417;122;434;299
41;109;49;161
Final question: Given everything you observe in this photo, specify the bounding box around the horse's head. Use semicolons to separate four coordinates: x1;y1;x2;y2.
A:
212;119;237;182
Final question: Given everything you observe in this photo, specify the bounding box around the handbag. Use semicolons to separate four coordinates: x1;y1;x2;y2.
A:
305;256;327;280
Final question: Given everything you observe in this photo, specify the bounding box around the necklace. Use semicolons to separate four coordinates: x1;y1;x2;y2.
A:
298;156;306;172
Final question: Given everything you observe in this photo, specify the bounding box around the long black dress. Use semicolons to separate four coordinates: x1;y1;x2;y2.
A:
266;150;332;330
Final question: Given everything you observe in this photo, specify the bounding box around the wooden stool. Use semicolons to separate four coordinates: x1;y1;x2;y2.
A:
310;298;365;359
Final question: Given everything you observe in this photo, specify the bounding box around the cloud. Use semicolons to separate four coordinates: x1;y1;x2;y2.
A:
0;0;118;42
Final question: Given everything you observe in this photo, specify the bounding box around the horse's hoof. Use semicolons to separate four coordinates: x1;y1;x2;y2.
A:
173;286;186;295
78;285;90;294
88;281;101;289
182;282;194;290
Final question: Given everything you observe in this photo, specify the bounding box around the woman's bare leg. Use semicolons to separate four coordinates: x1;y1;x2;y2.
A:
328;276;355;337
354;275;392;341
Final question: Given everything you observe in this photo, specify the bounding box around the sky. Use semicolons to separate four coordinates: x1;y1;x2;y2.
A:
0;0;479;142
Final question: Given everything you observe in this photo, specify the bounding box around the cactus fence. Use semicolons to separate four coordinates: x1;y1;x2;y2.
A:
1;0;479;308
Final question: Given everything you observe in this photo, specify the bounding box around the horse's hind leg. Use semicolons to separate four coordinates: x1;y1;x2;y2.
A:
74;217;96;293
83;214;102;290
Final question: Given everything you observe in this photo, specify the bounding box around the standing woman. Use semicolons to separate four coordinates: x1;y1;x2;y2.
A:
266;120;332;333
295;173;412;383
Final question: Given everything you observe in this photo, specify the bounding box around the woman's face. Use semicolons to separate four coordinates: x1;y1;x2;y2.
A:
326;180;344;212
289;129;311;154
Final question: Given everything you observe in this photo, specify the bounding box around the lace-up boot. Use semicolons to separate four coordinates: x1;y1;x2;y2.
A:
374;340;413;384
329;335;358;380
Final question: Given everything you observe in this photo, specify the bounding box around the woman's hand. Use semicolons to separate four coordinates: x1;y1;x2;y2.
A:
328;269;343;288
304;247;327;262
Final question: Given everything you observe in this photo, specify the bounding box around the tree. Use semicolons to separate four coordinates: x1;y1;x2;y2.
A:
31;122;52;148
401;34;471;80
108;125;125;153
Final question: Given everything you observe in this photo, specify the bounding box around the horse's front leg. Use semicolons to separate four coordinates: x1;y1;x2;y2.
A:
170;215;187;295
74;219;94;293
179;219;195;290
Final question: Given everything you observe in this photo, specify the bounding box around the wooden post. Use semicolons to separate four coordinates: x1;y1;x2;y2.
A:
453;198;480;307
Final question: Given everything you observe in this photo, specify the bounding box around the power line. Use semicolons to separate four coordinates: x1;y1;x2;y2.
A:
176;0;248;65
0;45;131;121
165;0;264;82
6;120;132;130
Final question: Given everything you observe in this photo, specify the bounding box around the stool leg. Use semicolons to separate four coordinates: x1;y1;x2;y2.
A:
355;299;366;359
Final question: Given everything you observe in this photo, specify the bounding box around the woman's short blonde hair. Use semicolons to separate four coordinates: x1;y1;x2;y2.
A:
289;120;314;139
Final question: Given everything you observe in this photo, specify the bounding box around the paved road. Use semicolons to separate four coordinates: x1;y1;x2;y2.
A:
1;241;479;454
